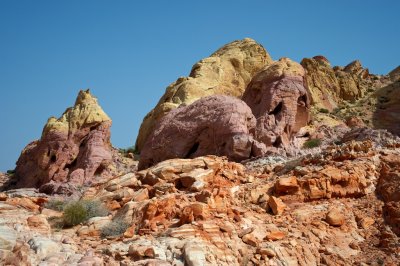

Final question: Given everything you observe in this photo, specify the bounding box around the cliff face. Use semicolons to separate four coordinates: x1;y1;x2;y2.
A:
14;90;113;194
135;38;273;152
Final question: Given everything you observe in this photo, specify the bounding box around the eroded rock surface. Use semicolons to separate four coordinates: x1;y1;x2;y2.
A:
243;58;310;153
136;38;273;152
14;90;113;194
301;56;381;111
138;95;266;170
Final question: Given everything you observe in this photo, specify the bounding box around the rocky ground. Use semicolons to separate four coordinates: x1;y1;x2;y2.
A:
1;38;400;265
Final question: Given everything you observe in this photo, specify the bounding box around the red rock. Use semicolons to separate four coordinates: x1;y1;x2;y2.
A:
14;90;113;194
268;196;286;215
139;95;266;170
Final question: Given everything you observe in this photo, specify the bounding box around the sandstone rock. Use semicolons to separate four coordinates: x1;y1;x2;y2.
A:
265;230;286;241
373;80;400;136
27;215;51;235
136;38;273;152
242;58;310;152
28;236;61;260
301;56;374;110
183;241;206;266
326;208;345;226
268;196;286;215
275;176;299;194
139;95;266;169
15;90;113;194
388;65;400;82
0;226;17;251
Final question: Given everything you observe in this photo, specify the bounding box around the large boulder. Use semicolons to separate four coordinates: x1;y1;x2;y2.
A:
301;56;375;110
14;90;113;194
138;95;266;170
242;58;310;152
136;38;273;152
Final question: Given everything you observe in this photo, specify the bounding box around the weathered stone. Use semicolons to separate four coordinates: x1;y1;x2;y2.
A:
139;95;266;169
15;90;112;194
326;208;345;227
242;58;310;152
268;196;286;215
136;38;273;152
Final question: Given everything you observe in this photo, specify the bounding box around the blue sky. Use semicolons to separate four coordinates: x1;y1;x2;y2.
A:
0;1;399;171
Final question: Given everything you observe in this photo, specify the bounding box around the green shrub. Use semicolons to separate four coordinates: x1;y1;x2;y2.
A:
45;199;66;212
303;139;322;149
319;108;329;114
101;220;130;238
62;200;108;227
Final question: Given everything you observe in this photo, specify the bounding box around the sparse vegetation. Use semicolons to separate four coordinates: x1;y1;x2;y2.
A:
45;199;66;212
319;108;329;114
47;199;109;227
101;220;130;238
120;145;139;157
303;139;322;149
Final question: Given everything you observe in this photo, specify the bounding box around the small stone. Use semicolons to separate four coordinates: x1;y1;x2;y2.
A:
325;208;345;226
359;217;374;229
265;231;286;241
242;234;259;247
258;247;276;257
0;192;7;201
275;176;299;194
268;196;286;215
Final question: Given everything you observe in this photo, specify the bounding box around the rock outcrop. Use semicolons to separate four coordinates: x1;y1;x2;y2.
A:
242;58;310;152
138;95;266;170
14;90;113;194
373;79;400;135
136;38;273;152
301;56;377;110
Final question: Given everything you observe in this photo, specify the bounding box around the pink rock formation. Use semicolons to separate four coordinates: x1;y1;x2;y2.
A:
138;95;266;170
242;58;310;152
14;90;112;194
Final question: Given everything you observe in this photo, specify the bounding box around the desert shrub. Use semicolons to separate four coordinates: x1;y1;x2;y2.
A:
319;108;329;114
101;220;130;238
303;139;322;149
62;200;108;227
45;199;66;212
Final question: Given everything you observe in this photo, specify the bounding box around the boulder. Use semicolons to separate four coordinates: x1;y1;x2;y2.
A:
242;58;310;151
15;89;112;194
138;95;266;170
136;38;273;152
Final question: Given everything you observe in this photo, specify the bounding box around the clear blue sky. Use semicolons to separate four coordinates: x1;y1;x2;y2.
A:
0;1;399;171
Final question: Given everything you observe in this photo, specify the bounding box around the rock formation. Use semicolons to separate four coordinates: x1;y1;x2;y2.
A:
301;56;378;111
136;38;273;152
14;90;113;194
138;95;266;170
242;58;310;152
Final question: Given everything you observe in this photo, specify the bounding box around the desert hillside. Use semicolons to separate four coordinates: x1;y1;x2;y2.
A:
1;38;399;265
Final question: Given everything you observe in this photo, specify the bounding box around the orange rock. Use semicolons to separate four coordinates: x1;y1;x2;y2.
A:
107;200;121;211
265;231;286;241
0;192;7;201
7;197;39;212
268;196;286;215
27;215;51;234
242;234;259;247
123;225;136;238
275;176;299;194
326;208;345;226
